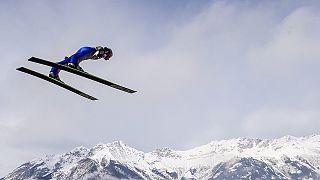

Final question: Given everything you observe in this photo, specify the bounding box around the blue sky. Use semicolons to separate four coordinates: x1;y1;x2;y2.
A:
1;0;320;176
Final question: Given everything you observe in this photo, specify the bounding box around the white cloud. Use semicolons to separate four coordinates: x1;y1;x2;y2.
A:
0;114;24;144
241;107;320;138
248;7;320;74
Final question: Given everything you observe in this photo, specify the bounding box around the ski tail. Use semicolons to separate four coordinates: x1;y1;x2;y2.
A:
17;67;98;101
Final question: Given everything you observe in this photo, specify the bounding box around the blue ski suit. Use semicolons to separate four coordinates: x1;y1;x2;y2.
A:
50;47;99;74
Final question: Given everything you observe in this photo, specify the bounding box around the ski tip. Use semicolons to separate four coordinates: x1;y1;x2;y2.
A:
84;95;98;100
124;89;137;94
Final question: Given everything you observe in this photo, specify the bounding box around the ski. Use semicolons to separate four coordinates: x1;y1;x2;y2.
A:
17;67;98;101
28;57;137;94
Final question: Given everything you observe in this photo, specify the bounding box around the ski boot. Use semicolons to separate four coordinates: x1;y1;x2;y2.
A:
68;62;85;72
49;72;63;82
67;62;76;68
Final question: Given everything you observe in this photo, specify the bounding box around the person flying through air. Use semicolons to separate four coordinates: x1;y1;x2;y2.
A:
49;46;113;81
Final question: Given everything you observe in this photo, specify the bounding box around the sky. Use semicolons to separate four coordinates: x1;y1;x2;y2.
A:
1;0;320;176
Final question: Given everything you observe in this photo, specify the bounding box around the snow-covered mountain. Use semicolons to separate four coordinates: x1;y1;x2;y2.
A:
3;135;320;179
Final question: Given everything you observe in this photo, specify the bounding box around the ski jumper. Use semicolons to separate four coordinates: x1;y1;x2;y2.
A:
50;47;98;74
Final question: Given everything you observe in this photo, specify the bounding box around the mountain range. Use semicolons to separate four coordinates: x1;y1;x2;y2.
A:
2;135;320;179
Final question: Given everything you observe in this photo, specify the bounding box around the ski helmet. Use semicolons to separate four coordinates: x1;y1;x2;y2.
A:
103;47;113;60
